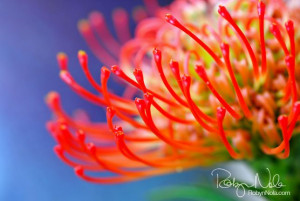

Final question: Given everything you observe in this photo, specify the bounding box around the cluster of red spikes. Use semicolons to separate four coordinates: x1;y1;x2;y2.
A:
47;0;300;183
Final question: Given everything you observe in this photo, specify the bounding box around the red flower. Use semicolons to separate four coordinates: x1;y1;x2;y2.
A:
46;0;300;183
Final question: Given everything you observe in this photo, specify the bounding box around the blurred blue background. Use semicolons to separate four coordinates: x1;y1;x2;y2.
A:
0;0;209;200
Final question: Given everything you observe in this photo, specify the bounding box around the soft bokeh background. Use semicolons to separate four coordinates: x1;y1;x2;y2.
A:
0;0;211;200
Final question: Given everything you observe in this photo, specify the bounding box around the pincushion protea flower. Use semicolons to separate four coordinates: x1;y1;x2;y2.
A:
46;0;300;184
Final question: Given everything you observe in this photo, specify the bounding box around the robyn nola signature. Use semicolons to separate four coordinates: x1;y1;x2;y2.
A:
211;168;285;197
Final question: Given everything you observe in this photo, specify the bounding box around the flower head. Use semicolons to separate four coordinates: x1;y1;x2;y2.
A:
46;0;300;183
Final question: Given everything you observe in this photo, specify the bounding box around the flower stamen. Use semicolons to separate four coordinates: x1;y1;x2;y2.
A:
218;5;259;79
216;107;241;159
153;48;189;107
165;14;224;67
195;64;241;119
221;43;252;119
270;23;289;56
257;0;267;74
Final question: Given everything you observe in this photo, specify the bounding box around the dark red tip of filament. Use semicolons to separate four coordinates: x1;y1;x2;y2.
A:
285;20;294;34
76;130;86;142
74;166;84;176
133;68;145;89
170;60;180;75
278;115;288;128
165;14;179;26
270;23;280;37
78;50;88;67
101;66;111;80
133;68;143;81
218;6;231;20
54;145;63;155
220;43;230;57
86;142;96;154
181;75;191;89
46;91;60;110
144;92;153;105
111;65;123;76
217;107;226;121
195;65;208;81
257;0;265;16
135;98;146;111
57;53;68;71
153;48;161;63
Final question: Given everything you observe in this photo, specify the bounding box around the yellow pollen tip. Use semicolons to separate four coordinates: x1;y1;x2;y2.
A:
45;91;59;103
78;20;90;32
57;52;67;60
59;70;69;78
78;50;86;56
